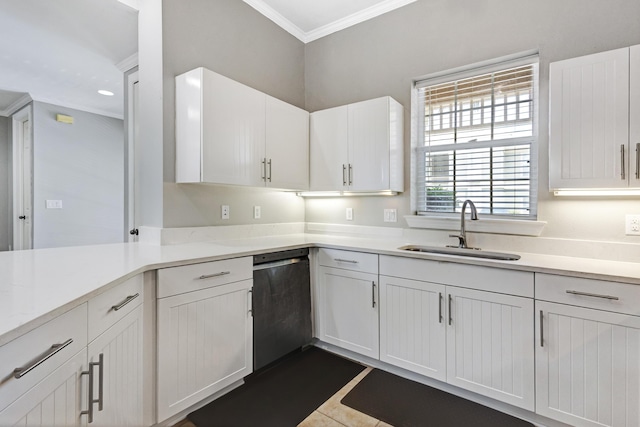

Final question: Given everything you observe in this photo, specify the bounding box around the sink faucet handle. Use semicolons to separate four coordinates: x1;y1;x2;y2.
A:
448;234;466;248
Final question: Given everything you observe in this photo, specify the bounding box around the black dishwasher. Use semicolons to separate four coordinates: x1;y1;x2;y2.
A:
252;248;312;371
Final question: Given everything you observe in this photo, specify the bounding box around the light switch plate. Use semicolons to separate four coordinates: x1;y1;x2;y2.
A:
46;200;63;209
254;206;261;219
384;209;397;222
346;208;353;221
221;205;230;220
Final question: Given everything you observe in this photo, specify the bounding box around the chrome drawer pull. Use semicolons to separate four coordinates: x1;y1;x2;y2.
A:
540;310;544;347
198;271;231;280
448;294;453;326
621;144;626;180
13;338;74;379
371;282;376;308
111;293;140;311
81;353;104;423
566;290;619;300
636;143;640;180
438;292;443;324
334;259;359;264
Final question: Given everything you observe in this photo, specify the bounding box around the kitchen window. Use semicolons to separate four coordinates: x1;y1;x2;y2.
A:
414;55;539;219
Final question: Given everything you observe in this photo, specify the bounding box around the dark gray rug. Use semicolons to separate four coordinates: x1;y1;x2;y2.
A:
341;369;534;427
188;347;365;427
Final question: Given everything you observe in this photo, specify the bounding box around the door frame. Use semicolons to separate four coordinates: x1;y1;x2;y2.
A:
125;68;139;242
11;105;33;250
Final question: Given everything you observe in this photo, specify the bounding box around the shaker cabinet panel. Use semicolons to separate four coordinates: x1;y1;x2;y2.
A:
265;96;309;190
309;105;349;191
175;67;309;190
446;287;535;411
157;280;253;422
536;301;640;427
549;47;634;189
315;266;379;359
310;96;403;193
379;275;447;381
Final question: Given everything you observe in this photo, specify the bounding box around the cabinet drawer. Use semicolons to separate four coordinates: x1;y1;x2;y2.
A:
380;255;533;298
317;248;378;274
0;303;87;412
88;274;143;342
157;257;252;298
536;273;640;316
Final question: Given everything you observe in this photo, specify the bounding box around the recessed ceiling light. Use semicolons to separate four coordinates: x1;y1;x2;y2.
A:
98;89;114;96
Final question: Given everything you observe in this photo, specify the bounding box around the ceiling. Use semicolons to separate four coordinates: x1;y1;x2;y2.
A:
0;0;413;118
243;0;416;43
0;0;138;119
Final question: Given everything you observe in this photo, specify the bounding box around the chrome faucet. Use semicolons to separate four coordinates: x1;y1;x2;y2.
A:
448;199;479;249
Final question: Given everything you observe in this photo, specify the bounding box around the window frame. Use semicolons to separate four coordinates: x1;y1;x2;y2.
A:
411;53;540;220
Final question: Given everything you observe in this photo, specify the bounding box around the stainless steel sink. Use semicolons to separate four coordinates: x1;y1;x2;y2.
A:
398;245;521;261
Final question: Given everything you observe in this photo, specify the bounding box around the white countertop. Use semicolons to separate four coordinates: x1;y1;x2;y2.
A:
2;233;640;346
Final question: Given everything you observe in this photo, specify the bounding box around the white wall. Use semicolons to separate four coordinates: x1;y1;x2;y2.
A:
32;102;124;248
0;116;9;250
303;0;640;243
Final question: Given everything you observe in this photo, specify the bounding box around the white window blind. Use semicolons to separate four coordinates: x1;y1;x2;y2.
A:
415;57;538;218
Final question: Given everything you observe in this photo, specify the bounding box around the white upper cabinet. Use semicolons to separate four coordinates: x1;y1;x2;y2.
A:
175;68;309;190
549;45;640;189
265;95;309;190
310;96;404;192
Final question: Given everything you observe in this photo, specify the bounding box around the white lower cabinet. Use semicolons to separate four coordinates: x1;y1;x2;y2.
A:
378;255;535;411
316;267;379;359
446;287;534;411
156;279;253;422
0;349;88;426
315;249;380;359
88;305;144;427
379;275;447;381
536;301;640;427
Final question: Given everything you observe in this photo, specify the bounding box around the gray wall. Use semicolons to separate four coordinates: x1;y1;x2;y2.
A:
32;102;124;248
159;0;306;228
304;0;640;242
0;116;9;250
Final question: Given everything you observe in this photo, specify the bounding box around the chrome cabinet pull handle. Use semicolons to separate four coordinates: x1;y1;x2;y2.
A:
333;258;359;264
371;282;376;308
248;289;253;316
439;292;443;324
621;144;626;180
261;158;266;181
342;164;347;186
13;338;74;379
566;290;619;300
81;353;103;423
448;294;453;326
198;271;231;280
348;164;353;185
636;143;640;179
540;310;544;347
111;293;139;312
267;159;272;182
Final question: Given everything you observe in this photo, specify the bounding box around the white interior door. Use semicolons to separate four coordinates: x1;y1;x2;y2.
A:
126;71;139;242
12;106;33;251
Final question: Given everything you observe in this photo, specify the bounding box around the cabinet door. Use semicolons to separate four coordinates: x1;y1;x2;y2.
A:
549;48;630;189
0;349;87;426
315;266;379;359
202;70;265;186
446;287;534;410
348;97;391;191
157;280;253;422
310;106;349;191
536;301;640;427
630;44;640;188
379;275;446;381
88;304;143;427
265;96;309;190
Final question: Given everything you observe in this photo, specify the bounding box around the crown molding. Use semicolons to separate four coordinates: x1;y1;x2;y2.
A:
116;53;139;73
244;0;417;43
305;0;417;43
0;94;32;117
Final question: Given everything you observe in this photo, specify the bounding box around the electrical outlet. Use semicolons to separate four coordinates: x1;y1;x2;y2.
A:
221;205;230;220
384;209;397;222
254;206;261;219
346;207;353;221
45;200;63;209
625;214;640;235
